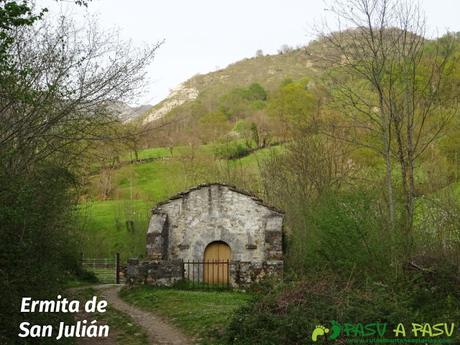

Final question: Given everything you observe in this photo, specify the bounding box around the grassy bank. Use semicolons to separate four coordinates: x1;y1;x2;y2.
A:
78;199;151;259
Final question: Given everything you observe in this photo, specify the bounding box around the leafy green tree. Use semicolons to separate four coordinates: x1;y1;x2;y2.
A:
218;83;268;118
0;1;44;54
246;83;267;101
267;78;316;139
234;119;255;148
219;87;251;118
0;0;89;59
198;111;231;143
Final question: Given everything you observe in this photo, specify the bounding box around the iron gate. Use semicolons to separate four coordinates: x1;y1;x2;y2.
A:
182;260;231;289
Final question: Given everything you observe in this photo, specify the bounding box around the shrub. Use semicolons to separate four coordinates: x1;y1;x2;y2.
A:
224;185;460;345
285;189;401;281
0;164;80;344
213;141;252;160
224;272;460;345
245;83;267;101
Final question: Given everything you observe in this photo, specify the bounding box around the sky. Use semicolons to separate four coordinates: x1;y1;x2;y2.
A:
37;0;460;106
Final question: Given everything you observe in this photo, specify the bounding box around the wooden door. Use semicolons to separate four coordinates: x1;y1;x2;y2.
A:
203;241;230;284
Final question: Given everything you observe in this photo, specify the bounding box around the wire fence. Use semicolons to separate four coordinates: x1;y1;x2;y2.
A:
81;253;123;284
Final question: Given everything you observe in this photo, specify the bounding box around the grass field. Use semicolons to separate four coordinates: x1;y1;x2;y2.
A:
122;146;173;161
120;144;216;162
119;286;251;345
78;199;152;259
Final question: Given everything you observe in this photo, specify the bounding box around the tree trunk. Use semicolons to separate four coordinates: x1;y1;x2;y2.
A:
405;99;416;247
381;103;395;230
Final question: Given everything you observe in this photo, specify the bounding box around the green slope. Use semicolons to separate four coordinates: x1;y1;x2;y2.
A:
140;48;316;125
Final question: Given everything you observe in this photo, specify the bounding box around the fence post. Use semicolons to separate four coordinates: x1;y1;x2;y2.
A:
181;259;185;280
116;253;120;284
227;260;230;288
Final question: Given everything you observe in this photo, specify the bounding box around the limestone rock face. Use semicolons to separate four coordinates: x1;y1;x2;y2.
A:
142;83;199;124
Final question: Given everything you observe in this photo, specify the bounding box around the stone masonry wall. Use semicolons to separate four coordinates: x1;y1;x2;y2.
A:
126;258;183;286
147;184;283;263
126;258;283;288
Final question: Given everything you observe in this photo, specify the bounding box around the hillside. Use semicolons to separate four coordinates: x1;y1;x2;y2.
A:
141;48;317;124
107;101;153;123
80;31;460;263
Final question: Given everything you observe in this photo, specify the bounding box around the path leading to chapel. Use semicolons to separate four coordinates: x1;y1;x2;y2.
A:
75;285;192;345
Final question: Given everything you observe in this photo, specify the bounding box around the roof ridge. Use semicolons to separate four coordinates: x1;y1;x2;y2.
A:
152;182;284;214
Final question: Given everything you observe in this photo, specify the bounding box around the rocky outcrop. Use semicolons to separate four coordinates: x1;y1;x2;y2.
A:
142;83;199;124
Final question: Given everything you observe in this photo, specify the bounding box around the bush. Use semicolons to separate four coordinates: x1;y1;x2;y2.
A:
74;267;100;284
213;141;252;160
245;83;267;101
224;185;460;345
285;189;401;281
224;271;460;345
0;164;80;344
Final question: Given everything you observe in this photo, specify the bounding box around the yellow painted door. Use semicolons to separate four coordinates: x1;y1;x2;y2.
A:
203;242;230;284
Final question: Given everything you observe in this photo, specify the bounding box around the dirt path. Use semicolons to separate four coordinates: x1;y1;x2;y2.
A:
98;285;192;345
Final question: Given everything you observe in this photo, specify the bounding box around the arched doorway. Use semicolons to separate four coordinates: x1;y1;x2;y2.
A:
203;241;231;284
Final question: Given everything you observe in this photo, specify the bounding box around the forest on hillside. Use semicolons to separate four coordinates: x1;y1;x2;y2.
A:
1;0;459;344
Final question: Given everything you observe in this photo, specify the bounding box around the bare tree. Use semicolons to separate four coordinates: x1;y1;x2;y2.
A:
261;133;353;207
0;16;162;174
318;0;458;243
